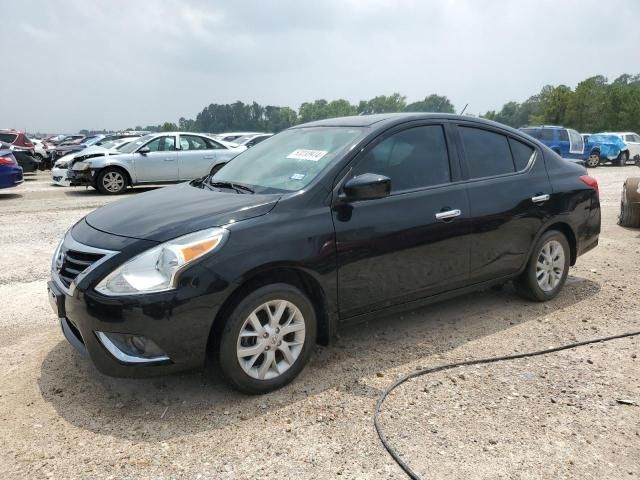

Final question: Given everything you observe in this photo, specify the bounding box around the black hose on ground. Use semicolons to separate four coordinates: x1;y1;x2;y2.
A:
374;330;640;480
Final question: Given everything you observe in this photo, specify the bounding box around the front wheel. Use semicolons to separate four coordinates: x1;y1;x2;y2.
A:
218;283;317;394
586;152;600;168
96;167;127;194
514;230;570;302
619;177;640;228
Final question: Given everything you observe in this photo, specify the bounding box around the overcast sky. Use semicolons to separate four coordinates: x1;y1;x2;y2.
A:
2;0;639;133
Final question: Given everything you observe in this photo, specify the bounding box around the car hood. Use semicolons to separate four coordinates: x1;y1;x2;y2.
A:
85;182;281;242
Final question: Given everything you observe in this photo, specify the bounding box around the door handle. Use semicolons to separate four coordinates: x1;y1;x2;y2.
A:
531;194;550;203
203;156;215;159
164;158;174;161
435;209;462;220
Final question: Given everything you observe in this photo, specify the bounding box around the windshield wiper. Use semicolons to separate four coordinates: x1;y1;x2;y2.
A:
209;181;255;194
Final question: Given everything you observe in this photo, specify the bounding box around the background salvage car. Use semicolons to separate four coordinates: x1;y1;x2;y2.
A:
68;132;246;194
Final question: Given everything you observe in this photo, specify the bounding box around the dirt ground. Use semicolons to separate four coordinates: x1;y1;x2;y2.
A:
0;166;638;479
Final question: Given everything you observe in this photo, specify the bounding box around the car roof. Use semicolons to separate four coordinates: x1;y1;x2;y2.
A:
293;113;527;135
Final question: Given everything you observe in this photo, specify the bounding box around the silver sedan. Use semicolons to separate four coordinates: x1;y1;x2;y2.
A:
68;132;246;194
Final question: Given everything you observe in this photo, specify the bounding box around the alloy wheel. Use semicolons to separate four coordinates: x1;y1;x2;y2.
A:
102;171;125;193
536;240;565;292
236;300;306;380
586;153;599;168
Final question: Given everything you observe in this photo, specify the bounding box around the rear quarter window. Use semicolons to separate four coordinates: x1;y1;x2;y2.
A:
509;138;535;170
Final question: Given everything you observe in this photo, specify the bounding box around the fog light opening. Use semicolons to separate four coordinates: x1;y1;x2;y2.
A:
96;332;171;364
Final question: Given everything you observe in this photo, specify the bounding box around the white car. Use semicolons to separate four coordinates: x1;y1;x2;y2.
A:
214;131;264;143
31;139;49;161
51;138;140;187
605;132;640;163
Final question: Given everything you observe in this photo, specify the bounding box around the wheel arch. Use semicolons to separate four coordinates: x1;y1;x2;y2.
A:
207;265;334;356
540;222;577;266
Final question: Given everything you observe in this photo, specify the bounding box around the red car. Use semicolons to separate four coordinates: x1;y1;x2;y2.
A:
0;129;35;153
0;130;40;172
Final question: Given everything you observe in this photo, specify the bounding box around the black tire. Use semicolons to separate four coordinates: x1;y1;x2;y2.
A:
586;151;600;168
616;151;629;167
619;177;640;228
96;167;128;195
218;283;317;394
514;230;570;302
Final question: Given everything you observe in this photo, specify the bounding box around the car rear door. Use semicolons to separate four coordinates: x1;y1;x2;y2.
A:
134;135;178;182
177;135;224;180
454;123;552;283
333;122;472;319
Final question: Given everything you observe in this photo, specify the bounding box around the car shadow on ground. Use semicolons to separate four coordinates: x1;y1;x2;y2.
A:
38;276;600;441
0;192;23;199
62;186;161;198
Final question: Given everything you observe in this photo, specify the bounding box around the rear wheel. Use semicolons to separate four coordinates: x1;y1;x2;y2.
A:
514;230;570;302
616;151;629;166
586;152;600;168
619;177;640;228
218;283;317;394
96;167;127;194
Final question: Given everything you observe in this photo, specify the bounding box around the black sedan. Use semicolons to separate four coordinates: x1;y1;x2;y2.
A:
47;113;600;394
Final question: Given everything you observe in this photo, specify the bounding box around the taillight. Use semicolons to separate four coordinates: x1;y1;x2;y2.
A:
0;154;16;165
579;175;599;195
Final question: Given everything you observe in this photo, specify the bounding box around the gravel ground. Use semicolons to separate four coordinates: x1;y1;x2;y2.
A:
0;166;638;479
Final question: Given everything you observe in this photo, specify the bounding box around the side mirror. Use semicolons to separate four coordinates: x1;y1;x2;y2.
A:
340;173;391;202
138;147;150;155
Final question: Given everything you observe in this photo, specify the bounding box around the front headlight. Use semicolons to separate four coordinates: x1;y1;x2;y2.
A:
72;162;90;171
95;228;228;296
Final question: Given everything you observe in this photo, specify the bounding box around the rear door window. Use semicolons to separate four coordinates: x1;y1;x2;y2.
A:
459;127;514;178
558;130;569;141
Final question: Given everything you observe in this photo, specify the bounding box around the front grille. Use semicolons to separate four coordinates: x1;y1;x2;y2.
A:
57;249;105;288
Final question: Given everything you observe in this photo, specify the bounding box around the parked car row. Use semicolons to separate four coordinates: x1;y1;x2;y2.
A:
520;125;640;168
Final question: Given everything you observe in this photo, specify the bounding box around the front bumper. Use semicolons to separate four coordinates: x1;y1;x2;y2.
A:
47;221;232;377
51;167;72;186
68;168;96;187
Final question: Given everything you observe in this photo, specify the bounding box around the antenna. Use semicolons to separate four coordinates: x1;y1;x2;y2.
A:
459;103;468;115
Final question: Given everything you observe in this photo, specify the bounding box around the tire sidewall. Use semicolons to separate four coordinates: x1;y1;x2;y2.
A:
524;231;570;301
218;283;317;394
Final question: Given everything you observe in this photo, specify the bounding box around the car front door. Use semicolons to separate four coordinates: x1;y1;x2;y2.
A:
333;123;471;319
134;135;178;182
177;135;221;180
455;124;552;283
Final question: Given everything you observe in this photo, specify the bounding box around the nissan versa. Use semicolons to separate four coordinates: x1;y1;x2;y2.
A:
48;114;601;394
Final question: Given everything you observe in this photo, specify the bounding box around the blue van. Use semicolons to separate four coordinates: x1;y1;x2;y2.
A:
519;126;585;161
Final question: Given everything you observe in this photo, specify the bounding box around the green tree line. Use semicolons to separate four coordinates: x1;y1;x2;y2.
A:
124;73;640;135
141;93;455;134
483;73;640;133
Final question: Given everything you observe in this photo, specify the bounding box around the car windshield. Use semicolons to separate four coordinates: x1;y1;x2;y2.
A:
231;135;252;144
117;134;154;153
210;127;365;193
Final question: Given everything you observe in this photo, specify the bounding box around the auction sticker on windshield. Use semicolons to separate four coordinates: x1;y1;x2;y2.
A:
286;149;328;161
